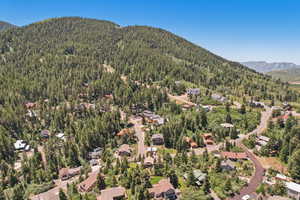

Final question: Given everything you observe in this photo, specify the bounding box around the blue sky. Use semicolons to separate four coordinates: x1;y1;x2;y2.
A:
1;0;300;64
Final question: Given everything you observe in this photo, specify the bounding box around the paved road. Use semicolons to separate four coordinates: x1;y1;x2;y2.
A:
229;106;272;200
130;116;146;157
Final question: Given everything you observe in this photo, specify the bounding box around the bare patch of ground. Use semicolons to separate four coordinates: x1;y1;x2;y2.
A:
255;156;287;173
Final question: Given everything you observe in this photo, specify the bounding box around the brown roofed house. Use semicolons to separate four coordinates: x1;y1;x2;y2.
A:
25;102;36;109
221;152;248;161
143;157;155;168
202;133;214;145
97;186;126;200
152;134;164;145
77;172;98;192
117;144;131;157
148;179;177;200
59;167;81;181
59;168;69;181
117;128;131;136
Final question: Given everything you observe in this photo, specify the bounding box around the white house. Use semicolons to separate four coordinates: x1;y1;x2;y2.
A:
286;181;300;200
14;140;30;151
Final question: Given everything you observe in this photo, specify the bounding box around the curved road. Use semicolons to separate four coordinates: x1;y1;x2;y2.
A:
229;106;272;200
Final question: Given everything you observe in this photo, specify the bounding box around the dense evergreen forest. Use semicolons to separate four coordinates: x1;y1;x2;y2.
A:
0;17;299;199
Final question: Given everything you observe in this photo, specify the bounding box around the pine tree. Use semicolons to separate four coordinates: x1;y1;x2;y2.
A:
59;188;68;200
97;172;106;190
168;170;179;188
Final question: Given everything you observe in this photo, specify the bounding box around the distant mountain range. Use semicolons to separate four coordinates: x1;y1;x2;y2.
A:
241;61;300;73
241;61;300;82
0;21;16;31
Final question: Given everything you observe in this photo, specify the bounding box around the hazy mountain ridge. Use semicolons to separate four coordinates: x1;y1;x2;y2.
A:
241;61;300;73
0;21;16;31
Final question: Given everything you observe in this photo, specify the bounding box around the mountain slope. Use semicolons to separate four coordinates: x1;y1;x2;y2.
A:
267;68;300;82
0;21;16;31
0;17;297;108
241;61;300;73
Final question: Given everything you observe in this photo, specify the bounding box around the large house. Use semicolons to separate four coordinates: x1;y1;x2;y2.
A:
14;140;30;151
143;157;155;168
286;182;300;200
148;179;177;200
202;133;214;145
97;187;126;200
255;135;270;151
220;123;234;128
117;144;131;157
89;147;103;159
183;170;207;186
77;172;98;192
152;134;164;145
220;160;236;171
142;110;165;125
187;88;200;95
211;94;227;103
59;167;81;181
221;152;248;161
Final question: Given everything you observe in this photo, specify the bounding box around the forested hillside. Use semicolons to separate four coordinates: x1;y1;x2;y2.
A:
0;16;298;139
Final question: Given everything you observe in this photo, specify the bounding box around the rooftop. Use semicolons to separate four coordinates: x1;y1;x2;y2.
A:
97;187;126;200
286;181;300;193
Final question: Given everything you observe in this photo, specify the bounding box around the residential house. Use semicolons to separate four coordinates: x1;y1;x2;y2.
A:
202;133;214;145
282;102;292;111
41;130;50;138
286;182;300;200
221;152;248;161
117;128;131;136
90;159;99;166
249;101;264;108
187;88;200;95
59;167;81;181
183;170;207;186
14;140;30;151
211;94;227;103
142;110;165;125
220;160;236;171
56;133;65;140
59;168;69;181
89;147;103;159
201;105;212;112
97;186;126;200
143;157;155;168
117;144;131;157
152;134;164;145
148;179;177;200
220;123;234;128
275;174;290;182
182;104;195;110
146;147;157;156
255;135;271;151
185;137;198;148
77;172;98;192
25;102;36;109
26;110;37;118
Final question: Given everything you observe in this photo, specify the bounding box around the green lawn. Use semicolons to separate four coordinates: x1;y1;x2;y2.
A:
150;176;164;184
